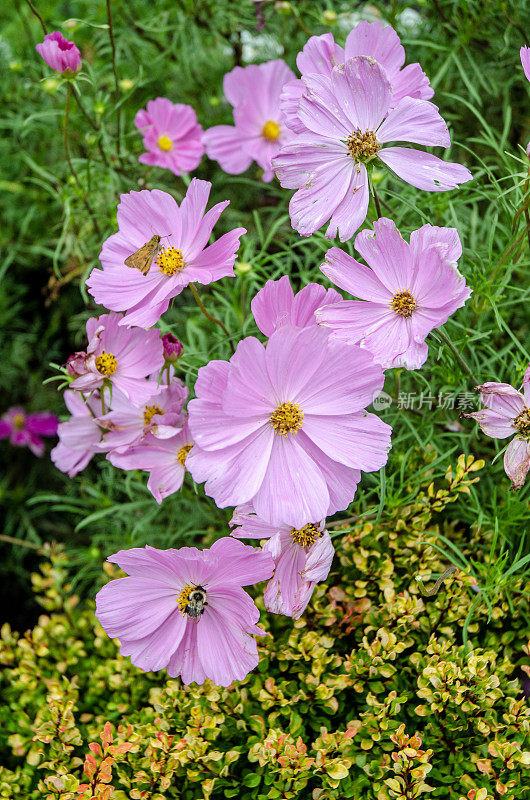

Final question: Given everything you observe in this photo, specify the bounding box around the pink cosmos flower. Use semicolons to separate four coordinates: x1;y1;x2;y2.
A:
463;367;530;490
134;98;205;176
231;504;334;619
161;333;184;362
35;31;81;75
187;325;392;528
521;46;530;82
98;378;188;454
281;23;433;135
272;56;472;242
68;313;165;404
316;218;471;370
95;538;274;686
251;275;341;337
203;60;295;182
51;391;103;477
86;180;246;328
0;407;58;457
108;424;194;503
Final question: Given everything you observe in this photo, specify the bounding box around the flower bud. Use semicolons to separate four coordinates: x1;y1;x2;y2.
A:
161;333;184;362
35;31;81;76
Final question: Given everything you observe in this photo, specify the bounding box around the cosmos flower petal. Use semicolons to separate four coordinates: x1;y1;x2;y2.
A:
521;46;530;82
320;247;391;301
377;97;450;147
303;411;392;471
504;437;530;489
203;124;254;174
331;56;392;132
378;147;472;191
344;20;405;77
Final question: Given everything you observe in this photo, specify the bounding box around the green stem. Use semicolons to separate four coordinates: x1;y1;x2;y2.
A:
63;84;101;236
70;83;99;132
24;0;47;34
0;533;43;551
372;184;383;219
106;0;122;163
437;328;478;384
189;283;235;354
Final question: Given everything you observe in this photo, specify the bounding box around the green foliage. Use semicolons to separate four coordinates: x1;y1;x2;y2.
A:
1;454;530;799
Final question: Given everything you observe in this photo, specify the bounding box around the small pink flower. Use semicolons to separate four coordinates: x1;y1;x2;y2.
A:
95;538;274;686
161;333;184;362
282;23;433;135
98;379;188;454
68;312;165;404
107;424;193;503
187;324;392;528
231;504;334;619
86;180;246;328
273;56;472;242
35;31;81;75
521;46;530;82
316;218;471;369
464;367;530;490
0;406;58;457
203;60;295;182
134;98;205;176
51;391;102;476
251;275;341;337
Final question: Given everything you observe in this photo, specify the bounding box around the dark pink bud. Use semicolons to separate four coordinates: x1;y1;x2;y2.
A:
161;333;184;362
35;31;81;76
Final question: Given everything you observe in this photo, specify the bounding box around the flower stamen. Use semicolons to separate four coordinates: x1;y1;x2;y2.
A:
12;413;26;430
177;443;193;467
514;408;530;438
270;402;304;436
95;351;118;376
143;405;164;426
157;247;185;277
262;120;281;141
347;128;379;162
158;135;173;151
176;584;207;617
290;523;322;548
390;290;417;318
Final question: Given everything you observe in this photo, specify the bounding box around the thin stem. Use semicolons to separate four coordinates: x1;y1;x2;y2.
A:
0;534;43;551
63;84;101;236
24;0;47;34
437;328;479;384
189;283;235;354
105;0;122;162
372;184;383;219
70;84;99;132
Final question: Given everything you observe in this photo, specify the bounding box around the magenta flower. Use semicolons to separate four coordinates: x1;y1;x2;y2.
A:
251;275;341;337
316;218;471;370
203;60;295;182
464;368;530;490
86;180;246;328
0;407;58;457
98;378;188;454
51;391;102;477
187;325;391;527
68;312;165;404
134;98;205;176
35;31;81;76
273;56;472;242
231;504;334;619
282;23;433;135
161;333;184;362
108;424;193;503
95;538;274;686
521;46;530;82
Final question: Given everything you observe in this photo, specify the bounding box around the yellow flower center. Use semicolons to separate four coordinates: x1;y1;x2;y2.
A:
157;246;185;276
269;402;304;436
390;290;417;318
143;404;164;426
158;135;173;151
95;351;118;376
514;408;530;438
177;443;193;467
262;120;281;141
290;523;322;548
12;413;26;430
176;584;207;617
347;128;379;161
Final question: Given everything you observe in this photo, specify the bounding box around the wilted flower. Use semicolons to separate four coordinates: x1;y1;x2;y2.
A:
134;98;205;176
281;22;433;134
187;324;391;527
68;312;165;404
51;391;102;476
86;180;246;328
107;423;193;503
231;504;334;619
95;538;274;686
316;218;471;369
35;31;81;76
203;60;295;182
464;367;530;489
251;275;341;337
273;55;472;242
0;406;58;457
